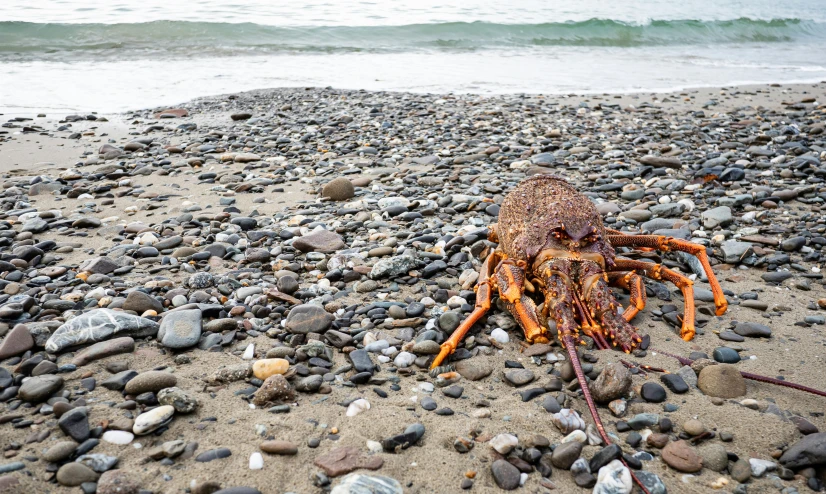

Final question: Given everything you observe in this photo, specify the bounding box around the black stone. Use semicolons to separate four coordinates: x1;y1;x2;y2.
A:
660;374;689;394
640;382;667;403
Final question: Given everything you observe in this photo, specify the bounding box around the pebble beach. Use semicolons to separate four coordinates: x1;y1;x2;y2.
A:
1;82;826;494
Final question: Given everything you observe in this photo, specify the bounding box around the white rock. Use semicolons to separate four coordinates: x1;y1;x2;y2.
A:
242;343;255;360
377;355;390;363
552;409;586;434
102;430;134;445
394;352;415;368
490;328;509;344
249;452;264;470
133;405;174;435
586;424;603;446
594;459;632;494
346;398;370;417
418;383;434;393
471;409;491;418
489;433;518;454
519;473;528;486
446;296;467;309
366;440;383;453
561;430;587;444
749;458;776;477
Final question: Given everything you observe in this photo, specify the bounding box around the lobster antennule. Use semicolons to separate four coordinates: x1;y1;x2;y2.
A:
651;348;826;398
561;334;651;494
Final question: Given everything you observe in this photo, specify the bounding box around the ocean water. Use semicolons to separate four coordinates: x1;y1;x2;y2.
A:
1;0;825;114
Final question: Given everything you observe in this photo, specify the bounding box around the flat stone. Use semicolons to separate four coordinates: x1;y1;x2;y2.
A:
58;407;89;442
72;337;134;366
369;255;417;279
195;448;232;462
43;441;78;462
0;324;34;360
733;322;772;338
158;309;202;348
779;432;826;468
293;230;345;253
18;374;63;402
662;440;703;473
698;364;746;398
712;347;741;363
660;374;689;394
313;446;384;477
260;440;298;455
56;462;99;486
455;359;492;381
122;291;163;314
503;368;535;387
285;304;334;334
46;309;159;353
124;371;177;395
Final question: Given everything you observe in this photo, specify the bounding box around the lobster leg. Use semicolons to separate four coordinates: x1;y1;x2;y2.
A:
430;250;500;369
611;259;697;341
607;271;647;323
608;233;728;316
581;263;643;353
494;260;550;345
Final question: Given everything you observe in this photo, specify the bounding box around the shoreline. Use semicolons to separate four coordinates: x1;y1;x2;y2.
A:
2;78;825;119
0;82;825;493
3;81;825;176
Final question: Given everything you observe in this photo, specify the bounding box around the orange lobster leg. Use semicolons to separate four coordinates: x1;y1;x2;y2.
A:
430;251;499;369
494;260;549;345
608;233;728;316
611;259;697;341
607;271;647;322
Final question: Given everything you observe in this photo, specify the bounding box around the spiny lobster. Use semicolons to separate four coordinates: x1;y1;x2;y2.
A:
429;175;826;492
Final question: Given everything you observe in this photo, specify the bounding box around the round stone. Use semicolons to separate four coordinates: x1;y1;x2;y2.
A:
640;382;667;403
252;359;290;380
491;459;520;490
322;177;355;201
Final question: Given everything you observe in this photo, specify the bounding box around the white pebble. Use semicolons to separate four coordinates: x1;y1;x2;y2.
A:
489;433;518;454
394;352;415;368
102;430;134;445
561;430;587;444
249;452;263;470
446;296;467;308
242;343;255;360
377;355;390;363
749;458;776;477
490;328;509;344
519;473;528;486
418;383;434;393
594;459;632;494
346;398;370;417
366;440;383;453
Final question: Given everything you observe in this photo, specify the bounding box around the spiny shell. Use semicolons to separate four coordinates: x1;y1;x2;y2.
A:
552;408;586;435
